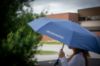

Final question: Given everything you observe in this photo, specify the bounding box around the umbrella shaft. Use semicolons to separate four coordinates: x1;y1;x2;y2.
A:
61;44;64;49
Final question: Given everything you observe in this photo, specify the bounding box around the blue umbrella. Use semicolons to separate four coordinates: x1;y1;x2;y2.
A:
28;17;100;54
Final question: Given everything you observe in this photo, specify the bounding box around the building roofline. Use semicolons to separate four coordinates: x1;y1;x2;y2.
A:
78;6;100;10
47;12;77;16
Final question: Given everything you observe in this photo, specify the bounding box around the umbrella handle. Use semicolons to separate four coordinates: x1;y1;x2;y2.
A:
61;44;64;49
54;44;64;66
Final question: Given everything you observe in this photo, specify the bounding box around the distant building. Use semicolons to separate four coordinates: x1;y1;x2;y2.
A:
42;7;100;42
78;7;100;36
47;13;78;22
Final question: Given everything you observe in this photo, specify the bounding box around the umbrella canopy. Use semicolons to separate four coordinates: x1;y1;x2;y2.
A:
28;17;100;54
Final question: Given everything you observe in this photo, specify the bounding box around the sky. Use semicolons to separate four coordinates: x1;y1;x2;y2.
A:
30;0;100;14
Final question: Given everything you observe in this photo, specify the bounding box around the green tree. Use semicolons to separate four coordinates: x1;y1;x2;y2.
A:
0;0;43;66
1;26;41;66
0;0;33;40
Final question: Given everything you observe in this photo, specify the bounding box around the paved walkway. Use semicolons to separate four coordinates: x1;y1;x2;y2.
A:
36;59;100;66
33;44;100;66
36;44;100;60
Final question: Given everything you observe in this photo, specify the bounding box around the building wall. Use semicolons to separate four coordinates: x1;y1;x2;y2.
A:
47;13;78;22
95;32;100;36
78;7;100;17
67;13;78;22
41;35;55;42
47;13;69;20
79;7;100;36
80;21;100;31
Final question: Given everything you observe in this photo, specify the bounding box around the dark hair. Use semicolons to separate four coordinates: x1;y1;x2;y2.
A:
68;48;90;66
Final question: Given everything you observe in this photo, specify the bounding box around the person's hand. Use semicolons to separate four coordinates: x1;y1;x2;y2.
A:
59;49;65;58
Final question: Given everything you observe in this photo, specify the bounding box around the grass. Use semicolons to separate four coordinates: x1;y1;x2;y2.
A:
39;41;62;45
35;50;58;55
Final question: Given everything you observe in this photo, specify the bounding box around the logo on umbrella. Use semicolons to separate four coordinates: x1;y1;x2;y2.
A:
46;30;64;39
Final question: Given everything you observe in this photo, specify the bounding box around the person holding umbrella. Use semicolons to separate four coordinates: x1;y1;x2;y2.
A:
58;47;90;66
28;17;100;66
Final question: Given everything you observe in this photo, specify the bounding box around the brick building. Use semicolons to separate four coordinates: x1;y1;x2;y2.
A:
42;7;100;42
47;13;78;22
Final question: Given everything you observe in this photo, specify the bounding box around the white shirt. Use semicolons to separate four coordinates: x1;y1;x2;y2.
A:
59;53;85;66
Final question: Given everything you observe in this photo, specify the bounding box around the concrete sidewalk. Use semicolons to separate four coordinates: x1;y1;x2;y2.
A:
34;54;100;66
36;44;100;58
34;44;100;66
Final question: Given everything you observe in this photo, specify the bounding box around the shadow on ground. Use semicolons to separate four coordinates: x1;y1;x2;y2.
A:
36;58;100;66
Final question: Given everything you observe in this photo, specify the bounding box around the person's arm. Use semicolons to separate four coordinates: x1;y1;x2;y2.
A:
59;49;85;66
59;49;68;66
